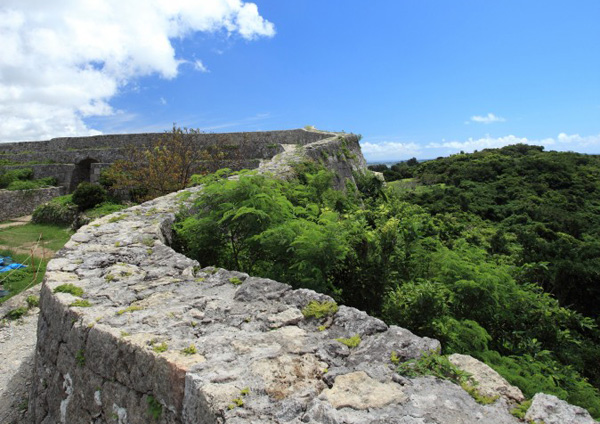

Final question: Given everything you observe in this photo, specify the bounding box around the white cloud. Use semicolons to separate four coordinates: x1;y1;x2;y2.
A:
194;60;209;73
360;141;422;162
0;0;275;142
427;133;600;155
470;113;506;124
362;133;600;162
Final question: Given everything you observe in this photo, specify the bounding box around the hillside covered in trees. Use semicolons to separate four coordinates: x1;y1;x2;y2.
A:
174;145;600;418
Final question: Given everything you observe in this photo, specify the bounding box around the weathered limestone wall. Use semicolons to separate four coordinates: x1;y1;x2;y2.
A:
0;129;329;165
29;133;596;424
0;187;66;221
4;164;75;188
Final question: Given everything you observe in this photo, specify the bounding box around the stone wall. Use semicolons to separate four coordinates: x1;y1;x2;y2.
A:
28;134;596;424
4;164;75;188
0;129;328;165
0;187;66;221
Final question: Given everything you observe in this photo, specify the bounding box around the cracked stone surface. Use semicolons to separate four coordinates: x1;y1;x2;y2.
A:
24;132;594;423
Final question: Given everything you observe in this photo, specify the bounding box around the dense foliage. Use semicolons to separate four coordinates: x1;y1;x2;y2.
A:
0;167;57;190
72;182;107;211
174;151;600;418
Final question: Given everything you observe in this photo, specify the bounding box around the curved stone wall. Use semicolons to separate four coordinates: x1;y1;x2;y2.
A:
29;134;595;423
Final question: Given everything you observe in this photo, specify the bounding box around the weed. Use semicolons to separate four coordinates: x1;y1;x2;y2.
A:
116;305;143;315
7;306;27;320
146;396;162;420
302;300;338;319
114;241;120;247
142;237;154;247
146;248;153;255
461;382;499;405
391;351;401;365
108;215;127;223
318;325;326;331
17;399;28;411
240;387;250;396
335;334;361;348
229;277;243;285
152;342;168;353
26;295;39;307
396;351;470;386
511;400;532;419
70;299;92;307
120;331;130;338
105;274;115;282
54;284;84;297
181;344;197;355
76;349;85;366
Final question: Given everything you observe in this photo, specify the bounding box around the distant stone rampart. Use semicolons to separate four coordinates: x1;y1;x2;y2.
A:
0;187;66;222
28;133;595;424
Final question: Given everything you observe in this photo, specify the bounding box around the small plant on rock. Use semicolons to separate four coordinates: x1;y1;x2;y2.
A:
70;299;92;307
54;284;84;297
26;295;39;308
335;334;361;348
181;344;197;355
396;351;470;386
229;277;243;285
7;306;28;320
75;349;85;366
152;342;168;353
302;300;338;319
146;395;163;420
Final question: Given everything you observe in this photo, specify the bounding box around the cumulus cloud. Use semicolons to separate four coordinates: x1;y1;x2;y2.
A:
360;141;422;162
362;133;600;162
0;0;275;142
470;113;506;124
427;133;600;155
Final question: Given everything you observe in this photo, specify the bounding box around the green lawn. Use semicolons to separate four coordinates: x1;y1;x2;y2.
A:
0;223;72;252
0;223;72;303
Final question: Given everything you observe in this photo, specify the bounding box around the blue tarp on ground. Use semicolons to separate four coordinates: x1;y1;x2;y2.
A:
0;263;26;273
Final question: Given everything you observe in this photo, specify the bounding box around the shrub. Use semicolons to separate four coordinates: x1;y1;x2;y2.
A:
0;168;33;188
32;195;78;225
72;182;107;211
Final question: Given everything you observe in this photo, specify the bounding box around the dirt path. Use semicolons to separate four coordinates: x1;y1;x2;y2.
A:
0;286;39;424
0;216;32;230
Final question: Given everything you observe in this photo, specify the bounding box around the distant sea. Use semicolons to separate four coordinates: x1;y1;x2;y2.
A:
366;159;432;166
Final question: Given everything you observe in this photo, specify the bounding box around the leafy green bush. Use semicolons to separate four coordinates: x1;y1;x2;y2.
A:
0;168;33;188
6;177;57;190
32;195;78;225
72;182;107;211
173;158;600;418
479;350;600;419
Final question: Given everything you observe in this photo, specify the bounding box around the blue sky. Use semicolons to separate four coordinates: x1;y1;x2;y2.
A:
1;1;599;161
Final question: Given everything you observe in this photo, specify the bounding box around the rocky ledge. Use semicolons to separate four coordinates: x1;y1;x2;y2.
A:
28;135;597;423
